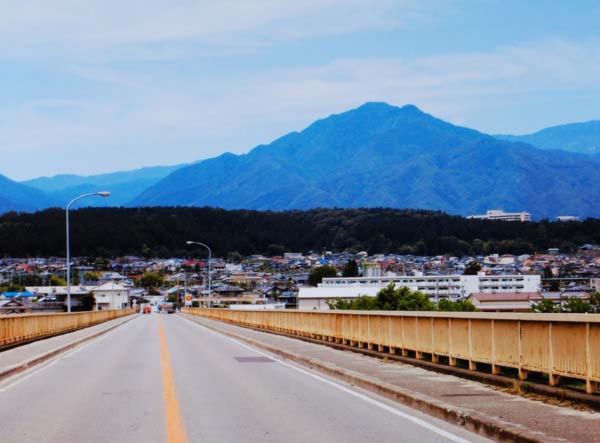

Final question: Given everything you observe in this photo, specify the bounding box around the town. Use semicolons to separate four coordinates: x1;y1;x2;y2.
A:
2;244;599;315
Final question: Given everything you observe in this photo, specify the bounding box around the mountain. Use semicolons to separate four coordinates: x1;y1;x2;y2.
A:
23;164;184;208
0;175;58;213
131;102;600;219
496;121;600;155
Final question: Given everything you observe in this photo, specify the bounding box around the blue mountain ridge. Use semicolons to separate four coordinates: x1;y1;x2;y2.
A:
22;164;184;208
496;120;600;155
0;175;59;213
130;102;600;219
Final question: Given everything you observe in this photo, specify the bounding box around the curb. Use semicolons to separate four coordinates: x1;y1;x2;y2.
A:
181;313;563;443
0;314;137;383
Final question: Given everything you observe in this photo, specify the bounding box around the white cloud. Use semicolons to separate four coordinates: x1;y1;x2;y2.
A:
3;34;600;180
0;0;426;59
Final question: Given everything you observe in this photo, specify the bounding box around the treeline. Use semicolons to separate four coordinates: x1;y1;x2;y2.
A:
328;285;476;312
0;207;599;258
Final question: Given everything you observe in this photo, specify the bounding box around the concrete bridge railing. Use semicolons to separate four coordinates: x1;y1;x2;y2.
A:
183;308;600;394
0;309;135;348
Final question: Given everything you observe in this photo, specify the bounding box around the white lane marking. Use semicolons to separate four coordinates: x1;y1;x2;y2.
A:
0;360;58;392
0;316;139;392
180;317;475;443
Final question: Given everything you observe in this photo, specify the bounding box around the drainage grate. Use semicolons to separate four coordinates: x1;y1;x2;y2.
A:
234;356;275;363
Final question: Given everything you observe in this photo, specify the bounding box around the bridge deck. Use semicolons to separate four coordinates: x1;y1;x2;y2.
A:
0;314;491;443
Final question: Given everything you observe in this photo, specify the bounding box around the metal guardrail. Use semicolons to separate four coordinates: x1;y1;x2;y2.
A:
0;309;135;348
183;308;600;394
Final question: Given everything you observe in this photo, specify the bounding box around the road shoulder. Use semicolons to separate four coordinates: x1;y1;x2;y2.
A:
0;314;137;383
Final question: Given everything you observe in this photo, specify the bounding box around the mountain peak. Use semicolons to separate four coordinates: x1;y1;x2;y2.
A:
354;102;423;114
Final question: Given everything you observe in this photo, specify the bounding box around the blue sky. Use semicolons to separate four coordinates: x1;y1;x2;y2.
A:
2;0;600;180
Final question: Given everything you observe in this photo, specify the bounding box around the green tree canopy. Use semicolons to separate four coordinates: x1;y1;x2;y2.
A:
562;297;592;313
329;284;437;311
463;261;482;275
308;265;338;286
588;292;600;313
437;299;477;312
342;259;359;277
531;299;558;313
139;271;164;289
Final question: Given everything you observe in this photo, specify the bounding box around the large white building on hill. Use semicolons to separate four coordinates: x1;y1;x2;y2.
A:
467;209;531;222
298;273;541;310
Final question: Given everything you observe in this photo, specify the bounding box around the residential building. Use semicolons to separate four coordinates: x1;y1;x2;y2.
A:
469;292;542;312
92;282;130;310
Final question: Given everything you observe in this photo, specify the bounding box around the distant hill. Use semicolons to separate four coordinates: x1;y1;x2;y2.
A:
0;175;58;213
1;207;599;257
496;120;600;155
131;102;600;219
23;164;184;208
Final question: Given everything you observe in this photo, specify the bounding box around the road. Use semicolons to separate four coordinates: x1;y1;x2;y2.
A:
0;314;492;443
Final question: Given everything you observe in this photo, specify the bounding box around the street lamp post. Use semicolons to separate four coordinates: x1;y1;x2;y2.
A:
186;241;212;308
66;192;111;313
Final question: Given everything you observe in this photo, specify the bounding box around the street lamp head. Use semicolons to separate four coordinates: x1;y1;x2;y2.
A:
186;241;195;245
97;191;111;197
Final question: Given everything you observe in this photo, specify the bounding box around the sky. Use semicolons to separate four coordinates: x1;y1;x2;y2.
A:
2;0;600;180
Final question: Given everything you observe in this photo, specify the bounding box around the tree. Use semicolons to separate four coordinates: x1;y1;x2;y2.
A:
139;272;164;289
227;251;243;263
437;299;477;312
375;284;403;310
532;299;558;313
374;284;436;311
463;261;482;275
0;284;26;293
395;290;436;311
79;293;96;311
588;292;600;313
50;275;67;286
342;259;359;277
562;297;592;313
266;244;285;257
352;296;379;310
308;265;338;286
328;296;378;310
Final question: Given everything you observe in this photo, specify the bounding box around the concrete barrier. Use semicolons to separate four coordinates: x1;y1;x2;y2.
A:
0;309;135;348
183;308;600;394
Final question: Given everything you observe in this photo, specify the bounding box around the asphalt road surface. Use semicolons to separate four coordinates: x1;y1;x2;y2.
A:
0;314;493;443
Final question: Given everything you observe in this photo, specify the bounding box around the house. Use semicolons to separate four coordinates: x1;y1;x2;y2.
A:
0;298;33;314
469;292;542;312
92;283;130;310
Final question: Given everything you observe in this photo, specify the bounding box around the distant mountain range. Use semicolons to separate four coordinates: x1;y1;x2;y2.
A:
496;121;600;155
0;175;58;213
132;103;600;219
21;165;184;208
2;103;600;218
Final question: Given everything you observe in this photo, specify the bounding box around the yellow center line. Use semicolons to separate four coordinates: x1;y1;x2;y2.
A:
158;316;188;443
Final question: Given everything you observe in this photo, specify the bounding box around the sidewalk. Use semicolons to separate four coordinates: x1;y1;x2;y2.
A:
0;314;137;382
181;313;599;443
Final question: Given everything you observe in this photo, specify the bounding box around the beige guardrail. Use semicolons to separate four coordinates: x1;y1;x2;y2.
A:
0;309;135;348
183;308;600;394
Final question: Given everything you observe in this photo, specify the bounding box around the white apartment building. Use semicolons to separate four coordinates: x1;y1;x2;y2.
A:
298;273;541;310
468;210;531;222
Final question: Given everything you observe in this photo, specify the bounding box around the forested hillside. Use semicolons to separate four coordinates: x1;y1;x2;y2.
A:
0;207;598;258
